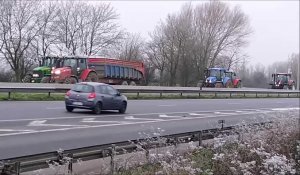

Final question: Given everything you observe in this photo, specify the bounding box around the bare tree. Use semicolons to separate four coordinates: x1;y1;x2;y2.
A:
147;1;252;86
55;1;122;56
0;0;46;81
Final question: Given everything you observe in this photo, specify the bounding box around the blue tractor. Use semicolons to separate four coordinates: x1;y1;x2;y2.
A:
202;68;234;88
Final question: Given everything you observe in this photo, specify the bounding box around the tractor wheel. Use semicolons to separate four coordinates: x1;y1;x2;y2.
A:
129;81;136;86
237;81;242;88
41;76;50;83
289;83;296;90
23;74;32;83
65;77;77;84
86;72;98;82
121;81;128;85
225;81;233;88
215;83;223;88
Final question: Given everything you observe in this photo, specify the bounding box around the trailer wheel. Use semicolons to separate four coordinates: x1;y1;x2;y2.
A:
87;72;98;82
41;76;50;83
129;81;136;86
23;74;32;83
215;83;223;88
65;77;77;84
121;81;128;85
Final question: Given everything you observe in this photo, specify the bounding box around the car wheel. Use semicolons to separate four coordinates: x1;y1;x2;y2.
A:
119;101;127;114
66;106;73;112
93;102;102;114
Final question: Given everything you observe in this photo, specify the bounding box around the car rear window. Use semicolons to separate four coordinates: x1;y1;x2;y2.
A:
71;84;94;93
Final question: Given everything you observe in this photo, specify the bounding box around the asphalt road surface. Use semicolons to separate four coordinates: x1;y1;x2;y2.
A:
0;98;299;159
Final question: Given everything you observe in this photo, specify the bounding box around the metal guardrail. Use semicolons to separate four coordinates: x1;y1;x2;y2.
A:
0;85;299;99
0;122;271;175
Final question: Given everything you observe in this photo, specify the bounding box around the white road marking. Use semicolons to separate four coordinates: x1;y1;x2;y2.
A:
158;105;176;107
189;113;206;116
0;107;298;123
159;114;183;118
0;110;276;137
28;120;89;127
124;116;163;121
272;107;300;111
235;111;244;113
81;118;130;124
0;129;34;132
214;112;237;115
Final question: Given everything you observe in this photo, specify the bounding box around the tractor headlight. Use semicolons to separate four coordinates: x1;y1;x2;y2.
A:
54;70;61;75
32;74;39;78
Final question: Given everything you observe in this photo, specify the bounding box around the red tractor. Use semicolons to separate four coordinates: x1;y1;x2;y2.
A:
50;56;145;85
225;71;242;88
269;73;295;90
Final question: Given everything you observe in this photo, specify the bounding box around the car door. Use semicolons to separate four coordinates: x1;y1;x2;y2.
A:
106;85;122;109
97;85;113;110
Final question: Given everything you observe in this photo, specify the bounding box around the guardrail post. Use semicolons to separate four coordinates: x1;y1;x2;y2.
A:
243;92;246;98
15;162;20;175
256;92;258;98
215;92;217;98
137;92;139;98
67;153;73;174
278;93;280;97
48;92;51;98
8;92;11;99
198;92;201;98
229;92;232;98
110;144;116;175
288;93;290;98
198;131;202;146
160;92;162;98
180;92;183;97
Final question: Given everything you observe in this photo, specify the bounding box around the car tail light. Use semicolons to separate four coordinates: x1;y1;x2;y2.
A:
88;92;96;99
65;90;71;99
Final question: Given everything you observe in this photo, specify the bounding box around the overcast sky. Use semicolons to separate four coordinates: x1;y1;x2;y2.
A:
102;1;299;67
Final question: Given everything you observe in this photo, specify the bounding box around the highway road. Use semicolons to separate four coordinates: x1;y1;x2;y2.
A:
0;98;299;159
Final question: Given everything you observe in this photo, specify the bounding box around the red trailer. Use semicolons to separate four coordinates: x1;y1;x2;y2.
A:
50;56;145;85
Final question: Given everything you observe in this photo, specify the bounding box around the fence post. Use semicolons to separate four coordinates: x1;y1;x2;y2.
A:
110;145;116;175
198;131;202;146
67;153;73;174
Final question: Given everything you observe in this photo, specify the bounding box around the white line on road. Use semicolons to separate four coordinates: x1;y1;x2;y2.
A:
0;107;298;123
124;116;163;121
0;129;34;132
214;112;238;115
159;114;184;118
189;113;206;116
0;110;276;137
28;120;89;127
81;118;130;124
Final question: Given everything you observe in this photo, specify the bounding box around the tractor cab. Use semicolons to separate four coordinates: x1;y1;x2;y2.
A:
270;73;294;89
203;68;227;87
51;56;89;83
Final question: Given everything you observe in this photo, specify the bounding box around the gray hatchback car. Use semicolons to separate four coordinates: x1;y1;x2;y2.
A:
65;82;127;114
